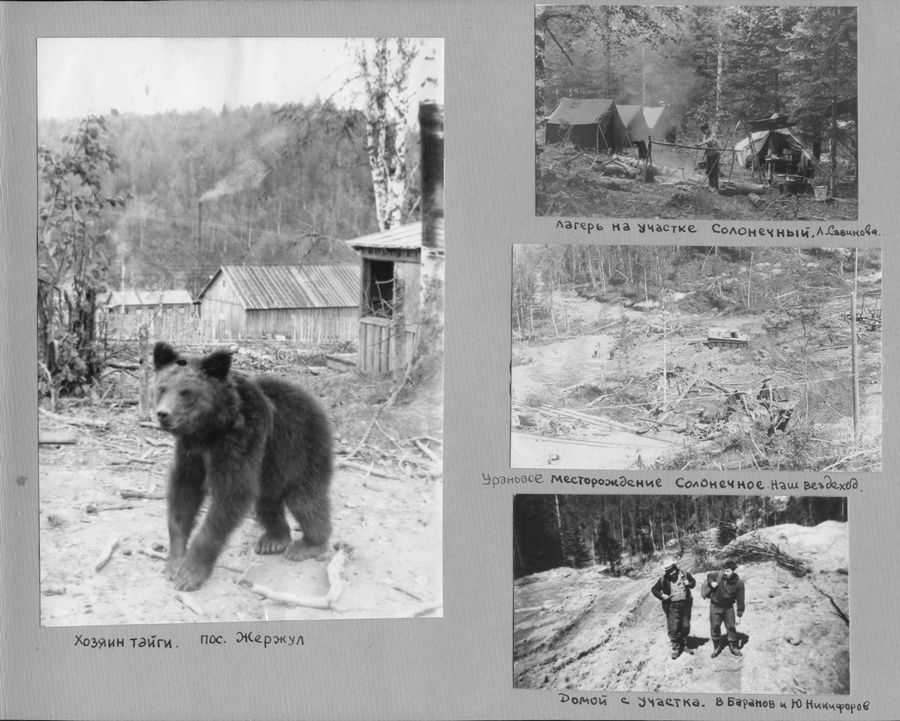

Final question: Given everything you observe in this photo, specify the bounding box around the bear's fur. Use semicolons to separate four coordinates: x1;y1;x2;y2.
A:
152;341;333;592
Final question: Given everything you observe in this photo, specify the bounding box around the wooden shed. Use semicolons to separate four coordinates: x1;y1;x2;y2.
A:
347;222;422;374
104;289;194;316
198;265;360;342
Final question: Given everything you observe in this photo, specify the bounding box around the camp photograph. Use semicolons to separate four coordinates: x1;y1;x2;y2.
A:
510;244;881;472
513;493;849;696
535;5;858;221
36;37;444;626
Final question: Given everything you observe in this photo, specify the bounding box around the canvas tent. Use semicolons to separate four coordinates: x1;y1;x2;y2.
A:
544;98;628;152
734;127;815;178
615;104;651;147
643;106;677;142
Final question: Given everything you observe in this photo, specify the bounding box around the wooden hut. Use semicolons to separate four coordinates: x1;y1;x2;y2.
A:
104;289;194;316
347;222;422;374
198;265;360;342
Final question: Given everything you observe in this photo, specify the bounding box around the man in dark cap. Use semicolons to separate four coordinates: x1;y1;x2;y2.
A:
707;559;746;658
699;122;721;190
651;558;696;659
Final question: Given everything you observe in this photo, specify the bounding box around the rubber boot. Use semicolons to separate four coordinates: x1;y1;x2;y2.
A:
711;639;724;658
729;641;743;657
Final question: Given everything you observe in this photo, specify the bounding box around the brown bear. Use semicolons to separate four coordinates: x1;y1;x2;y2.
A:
152;342;333;592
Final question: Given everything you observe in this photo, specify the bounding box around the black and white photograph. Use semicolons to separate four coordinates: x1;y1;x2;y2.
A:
36;37;444;625
511;245;881;471
535;5;858;221
5;1;900;719
513;494;850;695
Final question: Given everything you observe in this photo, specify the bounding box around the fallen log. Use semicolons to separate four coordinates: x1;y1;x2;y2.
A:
594;177;634;192
40;407;109;430
39;430;78;445
94;536;120;572
722;181;767;195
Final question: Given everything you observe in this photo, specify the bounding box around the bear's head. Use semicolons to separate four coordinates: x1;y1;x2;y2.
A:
152;342;238;438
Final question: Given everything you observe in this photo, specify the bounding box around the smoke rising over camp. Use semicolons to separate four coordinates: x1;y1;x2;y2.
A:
200;125;293;203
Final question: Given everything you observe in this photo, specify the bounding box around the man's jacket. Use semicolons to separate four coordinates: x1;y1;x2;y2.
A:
651;570;696;614
706;571;745;616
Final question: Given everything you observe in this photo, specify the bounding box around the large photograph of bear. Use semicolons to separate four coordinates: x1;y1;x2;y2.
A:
37;37;444;625
152;342;334;592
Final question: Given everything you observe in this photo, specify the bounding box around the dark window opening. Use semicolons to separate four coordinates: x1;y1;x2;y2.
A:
365;260;395;318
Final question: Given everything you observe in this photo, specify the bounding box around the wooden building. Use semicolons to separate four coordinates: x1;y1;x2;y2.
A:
198;265;360;342
104;289;194;316
347;222;422;374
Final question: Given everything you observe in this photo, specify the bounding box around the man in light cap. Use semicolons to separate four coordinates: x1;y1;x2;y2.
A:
651;558;696;659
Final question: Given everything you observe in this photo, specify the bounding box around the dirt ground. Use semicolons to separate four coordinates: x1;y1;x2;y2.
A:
536;142;859;221
514;522;849;695
511;286;881;471
39;357;443;626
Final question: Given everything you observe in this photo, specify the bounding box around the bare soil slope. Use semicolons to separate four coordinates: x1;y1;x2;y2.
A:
514;522;849;695
511;283;881;471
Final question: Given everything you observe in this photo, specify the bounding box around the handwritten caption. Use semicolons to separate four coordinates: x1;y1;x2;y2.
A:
558;693;871;713
554;220;880;239
74;630;305;650
482;473;861;493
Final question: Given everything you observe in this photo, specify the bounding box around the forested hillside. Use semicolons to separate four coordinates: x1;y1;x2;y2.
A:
38;100;419;295
514;493;845;578
511;246;881;472
536;5;856;157
535;6;857;219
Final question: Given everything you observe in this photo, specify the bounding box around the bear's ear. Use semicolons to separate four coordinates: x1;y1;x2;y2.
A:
201;349;232;379
153;342;179;370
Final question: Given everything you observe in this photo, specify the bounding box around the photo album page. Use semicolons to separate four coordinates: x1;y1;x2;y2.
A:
1;1;897;719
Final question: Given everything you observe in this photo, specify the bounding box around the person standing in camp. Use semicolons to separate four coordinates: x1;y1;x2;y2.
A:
699;122;720;190
651;558;696;660
706;559;746;658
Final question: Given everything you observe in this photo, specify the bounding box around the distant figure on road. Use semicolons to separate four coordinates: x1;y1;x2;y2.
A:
651;558;697;660
699;122;720;190
707;559;746;658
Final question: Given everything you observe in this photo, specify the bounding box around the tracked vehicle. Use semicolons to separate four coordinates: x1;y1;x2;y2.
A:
705;328;749;348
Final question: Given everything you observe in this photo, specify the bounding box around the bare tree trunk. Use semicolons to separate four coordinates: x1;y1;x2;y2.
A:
356;38;419;230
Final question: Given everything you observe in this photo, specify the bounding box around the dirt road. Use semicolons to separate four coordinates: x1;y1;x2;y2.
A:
514;523;849;695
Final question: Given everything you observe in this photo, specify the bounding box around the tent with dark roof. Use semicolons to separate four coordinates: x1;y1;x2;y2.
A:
544;98;629;152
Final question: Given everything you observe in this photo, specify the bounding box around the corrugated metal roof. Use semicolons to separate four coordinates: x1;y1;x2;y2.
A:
201;265;360;310
545;98;616;126
106;289;193;307
347;221;422;251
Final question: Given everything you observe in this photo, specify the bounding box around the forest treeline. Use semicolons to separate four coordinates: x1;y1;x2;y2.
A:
512;245;879;337
38;99;420;296
513;493;846;579
536;5;857;170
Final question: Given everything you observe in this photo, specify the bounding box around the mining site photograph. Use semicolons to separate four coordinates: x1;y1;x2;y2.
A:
535;5;858;221
510;245;881;472
513;493;850;695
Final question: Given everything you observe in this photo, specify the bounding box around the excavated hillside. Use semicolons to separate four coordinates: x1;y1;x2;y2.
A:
513;522;849;695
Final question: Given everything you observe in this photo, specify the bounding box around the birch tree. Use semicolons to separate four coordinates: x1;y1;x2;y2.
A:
355;38;420;230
